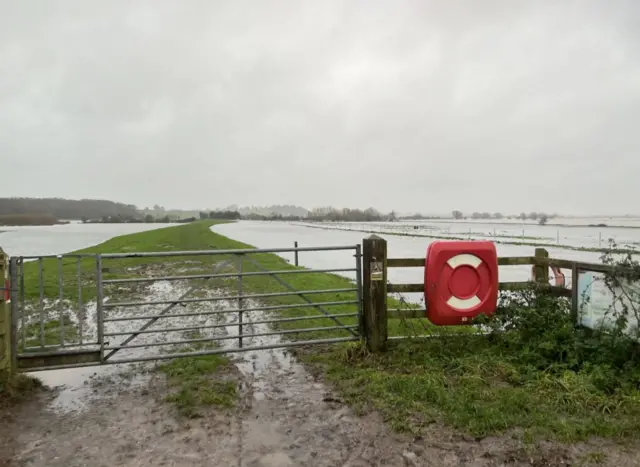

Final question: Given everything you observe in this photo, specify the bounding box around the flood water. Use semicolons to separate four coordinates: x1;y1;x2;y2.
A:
212;220;607;288
0;222;176;257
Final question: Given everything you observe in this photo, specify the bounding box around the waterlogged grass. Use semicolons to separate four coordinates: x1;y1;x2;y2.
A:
159;354;237;418
156;332;239;418
22;315;77;350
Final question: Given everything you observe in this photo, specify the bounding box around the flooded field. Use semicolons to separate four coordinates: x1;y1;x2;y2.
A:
290;219;640;250
0;222;176;257
212;220;610;293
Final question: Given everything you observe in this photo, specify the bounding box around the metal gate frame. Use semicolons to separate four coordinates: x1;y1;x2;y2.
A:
11;244;363;371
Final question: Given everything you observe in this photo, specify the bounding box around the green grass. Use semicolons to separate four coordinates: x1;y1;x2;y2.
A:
22;315;77;350
300;337;640;443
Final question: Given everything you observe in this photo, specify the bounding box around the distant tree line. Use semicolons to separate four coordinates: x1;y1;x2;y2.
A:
307;207;391;222
0;213;63;226
199;210;242;220
451;210;558;225
227;204;309;218
0;197;139;221
242;213;306;221
399;213;447;220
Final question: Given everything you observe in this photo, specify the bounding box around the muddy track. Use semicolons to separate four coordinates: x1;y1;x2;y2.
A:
2;277;639;466
3;342;635;467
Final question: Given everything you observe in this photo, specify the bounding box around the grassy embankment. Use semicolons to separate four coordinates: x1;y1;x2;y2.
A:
13;220;640;445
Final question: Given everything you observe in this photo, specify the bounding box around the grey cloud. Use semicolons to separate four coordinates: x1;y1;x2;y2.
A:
2;0;640;214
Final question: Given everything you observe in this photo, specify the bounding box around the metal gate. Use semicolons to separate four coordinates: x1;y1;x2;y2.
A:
10;245;363;371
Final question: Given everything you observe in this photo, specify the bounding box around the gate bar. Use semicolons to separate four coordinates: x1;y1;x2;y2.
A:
20;340;100;351
58;256;64;346
96;255;105;363
77;257;84;345
355;244;364;336
102;287;358;309
38;258;44;348
9;257;19;372
107;336;359;364
103;312;358;337
19;258;25;351
237;255;243;348
100;245;359;259
103;299;358;322
102;267;357;285
104;325;359;351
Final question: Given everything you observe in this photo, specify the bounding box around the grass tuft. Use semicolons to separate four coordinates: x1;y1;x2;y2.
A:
159;353;237;418
0;372;43;408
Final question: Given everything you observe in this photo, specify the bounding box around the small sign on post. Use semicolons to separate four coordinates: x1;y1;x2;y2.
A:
362;235;388;352
371;261;383;281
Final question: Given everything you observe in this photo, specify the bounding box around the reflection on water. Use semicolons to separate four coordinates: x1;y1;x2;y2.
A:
0;222;176;257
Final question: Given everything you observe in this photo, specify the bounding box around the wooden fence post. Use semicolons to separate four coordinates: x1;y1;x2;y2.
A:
362;235;388;352
0;247;13;375
570;263;579;324
534;248;549;284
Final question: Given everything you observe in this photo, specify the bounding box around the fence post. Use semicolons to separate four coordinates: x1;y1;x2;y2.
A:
0;248;14;375
362;235;388;352
570;264;579;324
534;248;549;284
294;241;299;267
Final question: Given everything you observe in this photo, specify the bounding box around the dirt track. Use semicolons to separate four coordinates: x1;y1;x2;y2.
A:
3;339;639;467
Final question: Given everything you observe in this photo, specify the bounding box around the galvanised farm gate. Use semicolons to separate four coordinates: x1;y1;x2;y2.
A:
0;244;363;372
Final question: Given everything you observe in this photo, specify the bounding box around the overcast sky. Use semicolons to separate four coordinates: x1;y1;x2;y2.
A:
1;1;639;215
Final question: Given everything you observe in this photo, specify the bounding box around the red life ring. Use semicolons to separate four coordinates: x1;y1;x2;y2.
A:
443;253;490;311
